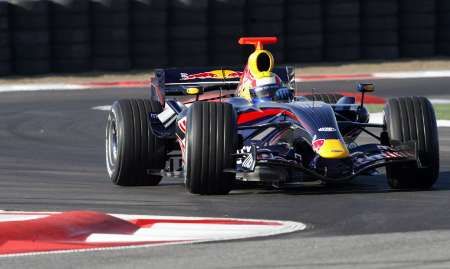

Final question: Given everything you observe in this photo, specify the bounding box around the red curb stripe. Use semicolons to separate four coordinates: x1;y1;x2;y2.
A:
82;81;149;88
0;211;139;243
131;218;282;228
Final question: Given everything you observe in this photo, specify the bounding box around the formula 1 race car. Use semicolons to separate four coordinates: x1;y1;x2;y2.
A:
106;37;439;195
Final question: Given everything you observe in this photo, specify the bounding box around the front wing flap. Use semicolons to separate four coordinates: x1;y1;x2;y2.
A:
233;141;417;182
351;141;417;170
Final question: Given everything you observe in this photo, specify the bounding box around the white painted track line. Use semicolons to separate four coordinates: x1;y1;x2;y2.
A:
92;105;112;111
430;99;450;104
369;112;450;127
87;222;305;243
373;70;450;79
0;84;87;92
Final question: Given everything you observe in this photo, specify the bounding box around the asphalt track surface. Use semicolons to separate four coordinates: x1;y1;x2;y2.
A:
1;78;450;268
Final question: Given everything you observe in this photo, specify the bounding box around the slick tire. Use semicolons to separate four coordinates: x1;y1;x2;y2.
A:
106;99;166;186
303;93;344;104
185;102;238;195
384;96;439;189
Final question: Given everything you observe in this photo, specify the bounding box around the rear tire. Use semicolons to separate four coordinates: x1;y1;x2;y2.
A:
303;93;344;104
384;96;439;189
185;102;238;195
106;99;166;186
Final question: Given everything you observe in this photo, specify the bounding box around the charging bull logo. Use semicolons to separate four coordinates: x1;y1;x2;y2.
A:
180;70;242;81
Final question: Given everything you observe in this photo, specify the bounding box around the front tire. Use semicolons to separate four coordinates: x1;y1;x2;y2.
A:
384;96;439;189
185;102;238;195
106;99;166;186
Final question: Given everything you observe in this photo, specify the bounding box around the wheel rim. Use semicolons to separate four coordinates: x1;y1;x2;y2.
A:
106;113;118;177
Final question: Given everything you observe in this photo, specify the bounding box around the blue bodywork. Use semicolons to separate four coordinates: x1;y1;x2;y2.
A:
223;97;416;183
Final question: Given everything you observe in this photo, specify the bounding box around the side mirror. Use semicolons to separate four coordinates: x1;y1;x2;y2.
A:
357;83;375;93
357;83;374;107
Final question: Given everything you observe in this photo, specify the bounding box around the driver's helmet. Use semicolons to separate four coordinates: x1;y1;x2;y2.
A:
250;74;289;103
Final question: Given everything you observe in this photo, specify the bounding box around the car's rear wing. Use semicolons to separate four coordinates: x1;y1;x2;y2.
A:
153;66;295;96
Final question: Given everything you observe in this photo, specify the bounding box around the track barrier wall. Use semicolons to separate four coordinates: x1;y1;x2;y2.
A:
0;0;447;75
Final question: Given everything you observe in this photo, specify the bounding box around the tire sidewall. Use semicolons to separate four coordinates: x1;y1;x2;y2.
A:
184;113;191;186
106;101;125;183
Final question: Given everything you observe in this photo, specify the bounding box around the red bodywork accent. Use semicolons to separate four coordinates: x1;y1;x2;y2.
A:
238;37;278;49
132;218;280;228
237;108;300;125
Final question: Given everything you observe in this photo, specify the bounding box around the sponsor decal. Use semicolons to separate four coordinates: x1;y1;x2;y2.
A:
318;127;336;132
312;139;325;152
237;145;257;171
242;153;255;170
180;70;242;81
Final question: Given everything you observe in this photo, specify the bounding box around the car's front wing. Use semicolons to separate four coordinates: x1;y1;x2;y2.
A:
234;142;417;183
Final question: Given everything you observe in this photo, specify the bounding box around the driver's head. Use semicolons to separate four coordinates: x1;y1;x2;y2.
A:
250;74;290;103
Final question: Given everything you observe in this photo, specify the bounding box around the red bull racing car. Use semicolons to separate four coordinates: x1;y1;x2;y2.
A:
106;37;439;195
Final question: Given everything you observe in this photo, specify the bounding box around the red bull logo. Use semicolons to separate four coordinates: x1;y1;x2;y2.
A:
312;139;325;153
180;70;242;81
